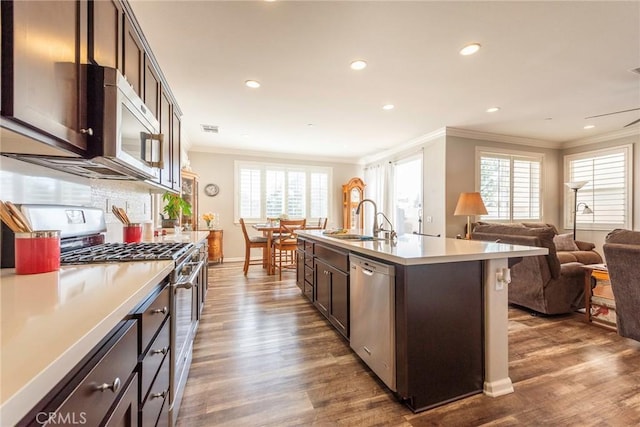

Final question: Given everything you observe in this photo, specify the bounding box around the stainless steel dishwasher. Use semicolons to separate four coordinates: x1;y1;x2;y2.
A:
350;254;396;391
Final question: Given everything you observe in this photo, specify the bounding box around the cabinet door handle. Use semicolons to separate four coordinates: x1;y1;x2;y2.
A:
151;306;168;315
151;346;168;356
150;390;168;399
95;377;121;393
80;128;93;136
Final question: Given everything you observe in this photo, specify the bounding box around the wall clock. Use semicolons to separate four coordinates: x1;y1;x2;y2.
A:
204;183;220;197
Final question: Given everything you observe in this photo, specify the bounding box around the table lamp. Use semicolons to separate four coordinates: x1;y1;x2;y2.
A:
454;192;488;239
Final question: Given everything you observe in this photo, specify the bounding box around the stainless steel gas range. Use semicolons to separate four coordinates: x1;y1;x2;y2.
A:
2;204;207;426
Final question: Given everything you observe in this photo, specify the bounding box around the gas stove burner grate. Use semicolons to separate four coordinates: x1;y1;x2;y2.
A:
61;242;195;265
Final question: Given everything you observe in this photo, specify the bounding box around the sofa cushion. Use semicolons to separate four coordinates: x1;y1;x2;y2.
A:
606;228;640;245
522;222;560;235
472;223;561;279
553;233;579;251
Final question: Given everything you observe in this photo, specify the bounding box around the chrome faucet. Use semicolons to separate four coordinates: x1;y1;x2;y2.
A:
355;198;380;237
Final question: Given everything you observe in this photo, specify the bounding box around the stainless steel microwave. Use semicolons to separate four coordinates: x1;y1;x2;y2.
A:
86;65;164;180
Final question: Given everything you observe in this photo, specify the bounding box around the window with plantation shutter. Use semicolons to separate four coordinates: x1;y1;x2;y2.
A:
478;149;543;222
564;145;632;230
235;161;331;222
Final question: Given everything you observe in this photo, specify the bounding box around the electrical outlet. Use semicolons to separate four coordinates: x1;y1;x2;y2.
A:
426;216;433;223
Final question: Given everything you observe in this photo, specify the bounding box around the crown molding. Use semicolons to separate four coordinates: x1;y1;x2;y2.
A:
359;127;447;165
187;144;361;165
444;127;561;149
562;127;640;149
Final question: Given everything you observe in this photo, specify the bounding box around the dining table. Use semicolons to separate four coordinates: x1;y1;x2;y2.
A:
252;221;324;275
251;223;282;275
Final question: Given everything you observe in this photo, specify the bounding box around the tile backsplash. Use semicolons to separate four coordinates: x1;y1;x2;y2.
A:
0;157;155;242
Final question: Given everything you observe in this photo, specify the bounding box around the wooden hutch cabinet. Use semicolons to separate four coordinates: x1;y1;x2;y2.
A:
181;170;198;230
342;177;365;230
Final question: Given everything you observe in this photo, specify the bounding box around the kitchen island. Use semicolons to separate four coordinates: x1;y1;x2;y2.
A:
296;230;547;412
0;231;209;426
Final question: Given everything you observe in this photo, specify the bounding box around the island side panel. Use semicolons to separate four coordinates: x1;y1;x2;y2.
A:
395;261;484;412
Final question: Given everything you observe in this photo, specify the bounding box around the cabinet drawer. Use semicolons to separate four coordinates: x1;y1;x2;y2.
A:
304;265;314;284
55;320;138;427
140;285;170;354
304;241;314;253
141;349;170;427
141;318;170;400
315;244;349;272
304;254;314;268
102;373;138;427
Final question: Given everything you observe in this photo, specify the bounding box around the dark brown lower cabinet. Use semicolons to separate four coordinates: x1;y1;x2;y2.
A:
19;319;139;427
103;374;139;426
313;243;349;339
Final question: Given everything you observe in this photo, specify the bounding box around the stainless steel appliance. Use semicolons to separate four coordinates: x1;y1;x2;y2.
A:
2;66;163;181
350;254;396;391
2;204;206;426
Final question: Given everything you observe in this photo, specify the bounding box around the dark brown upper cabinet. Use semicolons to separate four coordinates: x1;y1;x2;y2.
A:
88;0;122;70
144;58;160;119
122;13;143;96
171;109;181;190
1;0;89;152
159;89;172;188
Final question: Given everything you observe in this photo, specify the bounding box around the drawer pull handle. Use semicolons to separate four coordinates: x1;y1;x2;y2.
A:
151;306;168;315
95;377;121;393
151;346;168;356
150;390;168;400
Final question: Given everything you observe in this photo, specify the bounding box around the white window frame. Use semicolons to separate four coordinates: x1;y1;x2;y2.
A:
563;145;632;231
234;160;332;223
476;147;544;223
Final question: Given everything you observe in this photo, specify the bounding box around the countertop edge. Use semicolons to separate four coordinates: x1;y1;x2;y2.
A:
297;230;548;264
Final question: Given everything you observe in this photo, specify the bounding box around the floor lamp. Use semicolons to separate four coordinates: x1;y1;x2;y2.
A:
565;181;593;240
454;192;488;239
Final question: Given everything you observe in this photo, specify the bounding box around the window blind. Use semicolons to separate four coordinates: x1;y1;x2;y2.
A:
235;161;331;221
479;151;542;222
565;146;631;229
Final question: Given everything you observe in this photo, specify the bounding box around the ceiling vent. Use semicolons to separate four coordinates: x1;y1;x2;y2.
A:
201;124;219;134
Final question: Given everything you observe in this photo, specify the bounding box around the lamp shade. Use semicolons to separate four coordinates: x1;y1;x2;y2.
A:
454;192;488;216
565;181;589;190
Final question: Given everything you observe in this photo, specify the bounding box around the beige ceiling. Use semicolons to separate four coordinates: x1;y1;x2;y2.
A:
129;1;640;162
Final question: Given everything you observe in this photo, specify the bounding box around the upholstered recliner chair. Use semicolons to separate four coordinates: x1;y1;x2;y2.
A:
471;223;590;315
603;229;640;342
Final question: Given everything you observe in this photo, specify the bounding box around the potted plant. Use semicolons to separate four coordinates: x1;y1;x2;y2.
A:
161;192;192;228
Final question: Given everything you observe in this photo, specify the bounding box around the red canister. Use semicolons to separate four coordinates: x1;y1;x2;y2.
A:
14;230;61;275
123;223;143;243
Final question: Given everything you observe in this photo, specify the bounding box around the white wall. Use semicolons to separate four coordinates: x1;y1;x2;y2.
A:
0;157;154;242
187;151;361;261
422;136;447;237
561;134;640;257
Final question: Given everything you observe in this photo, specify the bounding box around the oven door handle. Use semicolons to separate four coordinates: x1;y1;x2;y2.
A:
174;260;205;290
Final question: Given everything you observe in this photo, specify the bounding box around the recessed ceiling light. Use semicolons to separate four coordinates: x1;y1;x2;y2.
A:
584;125;595;130
382;104;395;110
486;107;500;113
460;43;481;56
307;123;314;127
350;60;367;70
245;80;261;88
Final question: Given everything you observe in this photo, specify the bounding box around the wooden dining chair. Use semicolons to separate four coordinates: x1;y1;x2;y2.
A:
240;218;269;276
271;219;306;280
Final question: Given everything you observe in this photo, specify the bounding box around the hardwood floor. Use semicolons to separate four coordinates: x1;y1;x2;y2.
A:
177;262;640;426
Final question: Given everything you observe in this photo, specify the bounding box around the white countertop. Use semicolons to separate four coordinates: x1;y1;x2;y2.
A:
297;230;548;264
0;231;208;425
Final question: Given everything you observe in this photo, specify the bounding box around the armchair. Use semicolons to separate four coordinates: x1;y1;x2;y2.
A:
602;229;640;341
